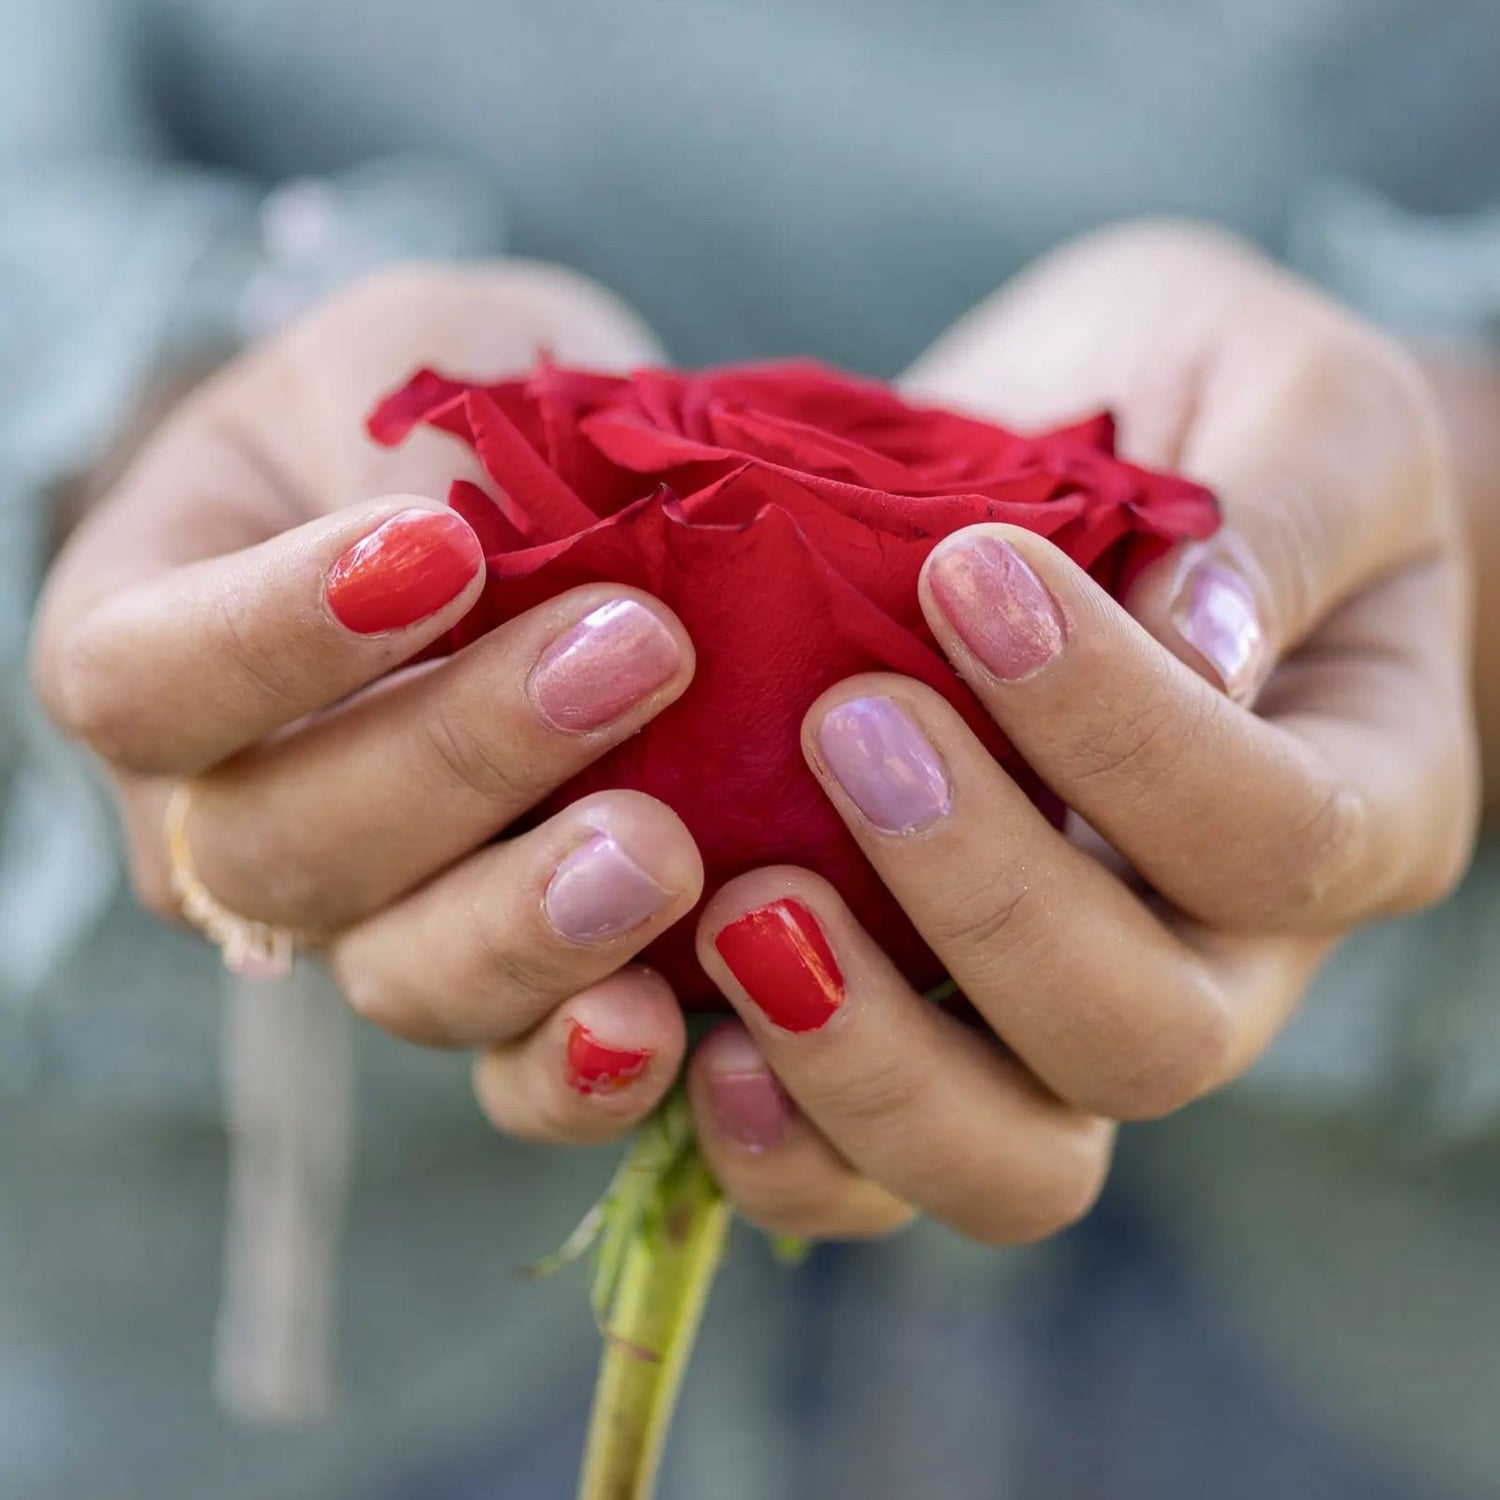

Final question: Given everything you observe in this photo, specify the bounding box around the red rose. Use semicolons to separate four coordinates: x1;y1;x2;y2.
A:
369;360;1218;1003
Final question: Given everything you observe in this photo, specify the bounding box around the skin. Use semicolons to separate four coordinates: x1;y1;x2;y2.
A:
32;224;1487;1243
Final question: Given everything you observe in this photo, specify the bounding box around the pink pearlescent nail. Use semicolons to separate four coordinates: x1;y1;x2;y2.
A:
528;599;681;732
816;697;952;834
927;534;1065;681
543;834;670;944
1170;557;1269;704
704;1029;792;1153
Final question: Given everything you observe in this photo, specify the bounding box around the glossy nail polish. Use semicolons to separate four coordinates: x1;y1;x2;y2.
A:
544;834;670;943
927;533;1064;680
564;1021;652;1095
816;697;952;834
325;508;481;634
705;1031;792;1153
528;599;682;732
1170;557;1269;704
714;899;844;1033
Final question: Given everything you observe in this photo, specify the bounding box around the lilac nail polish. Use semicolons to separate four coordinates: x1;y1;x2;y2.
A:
529;599;681;733
816;697;952;834
544;834;670;943
927;533;1065;681
1170;559;1268;703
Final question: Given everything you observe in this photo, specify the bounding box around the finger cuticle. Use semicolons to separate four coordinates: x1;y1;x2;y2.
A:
928;533;1064;681
564;1020;653;1095
816;696;952;834
527;599;682;733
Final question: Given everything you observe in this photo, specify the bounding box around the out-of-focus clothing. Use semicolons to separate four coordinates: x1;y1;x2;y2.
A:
3;1;1499;1495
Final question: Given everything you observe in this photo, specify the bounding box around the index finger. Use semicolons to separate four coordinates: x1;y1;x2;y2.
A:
35;492;484;775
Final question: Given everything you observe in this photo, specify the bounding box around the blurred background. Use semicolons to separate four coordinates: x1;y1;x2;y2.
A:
3;1;1500;1496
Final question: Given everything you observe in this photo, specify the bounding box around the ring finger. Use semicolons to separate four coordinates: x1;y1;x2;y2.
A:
327;789;703;1048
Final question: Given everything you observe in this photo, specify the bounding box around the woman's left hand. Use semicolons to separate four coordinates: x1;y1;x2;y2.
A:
684;223;1480;1243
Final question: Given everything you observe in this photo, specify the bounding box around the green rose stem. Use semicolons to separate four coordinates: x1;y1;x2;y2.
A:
578;1144;728;1499
536;987;949;1497
532;1087;731;1500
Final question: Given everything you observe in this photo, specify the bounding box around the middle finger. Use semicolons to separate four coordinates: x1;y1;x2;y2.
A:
802;675;1236;1120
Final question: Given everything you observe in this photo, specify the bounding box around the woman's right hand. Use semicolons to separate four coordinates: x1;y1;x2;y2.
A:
32;262;705;1142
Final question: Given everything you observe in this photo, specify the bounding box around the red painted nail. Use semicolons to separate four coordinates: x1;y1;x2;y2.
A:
564;1021;652;1096
713;899;844;1033
325;508;481;635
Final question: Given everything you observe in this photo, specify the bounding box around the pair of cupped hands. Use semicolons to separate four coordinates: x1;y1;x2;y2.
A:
34;223;1477;1245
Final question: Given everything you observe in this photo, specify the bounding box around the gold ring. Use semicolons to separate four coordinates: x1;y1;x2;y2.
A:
165;785;304;979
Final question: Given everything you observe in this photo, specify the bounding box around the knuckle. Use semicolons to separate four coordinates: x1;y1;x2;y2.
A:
332;946;453;1047
818;1047;939;1137
1389;807;1478;916
728;1177;832;1239
421;699;528;808
927;876;1040;964
969;1122;1113;1247
1326;328;1446;508
1084;220;1265;281
464;881;572;1014
211;591;304;714
823;1200;919;1243
1402;838;1475;915
1273;324;1447;534
187;776;329;929
733;1176;910;1243
1009;1161;1109;1246
1083;976;1236;1120
311;261;659;371
1059;668;1207;800
35;613;134;760
477;260;664;361
1234;778;1371;928
320;263;455;329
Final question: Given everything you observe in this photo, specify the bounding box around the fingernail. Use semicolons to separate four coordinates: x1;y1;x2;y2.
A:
564;1020;652;1096
816;697;952;834
529;600;682;733
704;1030;792;1152
1169;556;1268;703
714;899;844;1033
927;533;1064;681
325;508;481;634
544;833;671;944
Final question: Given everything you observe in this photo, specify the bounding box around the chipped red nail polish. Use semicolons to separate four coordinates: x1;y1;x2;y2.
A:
713;899;844;1033
564;1021;652;1095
